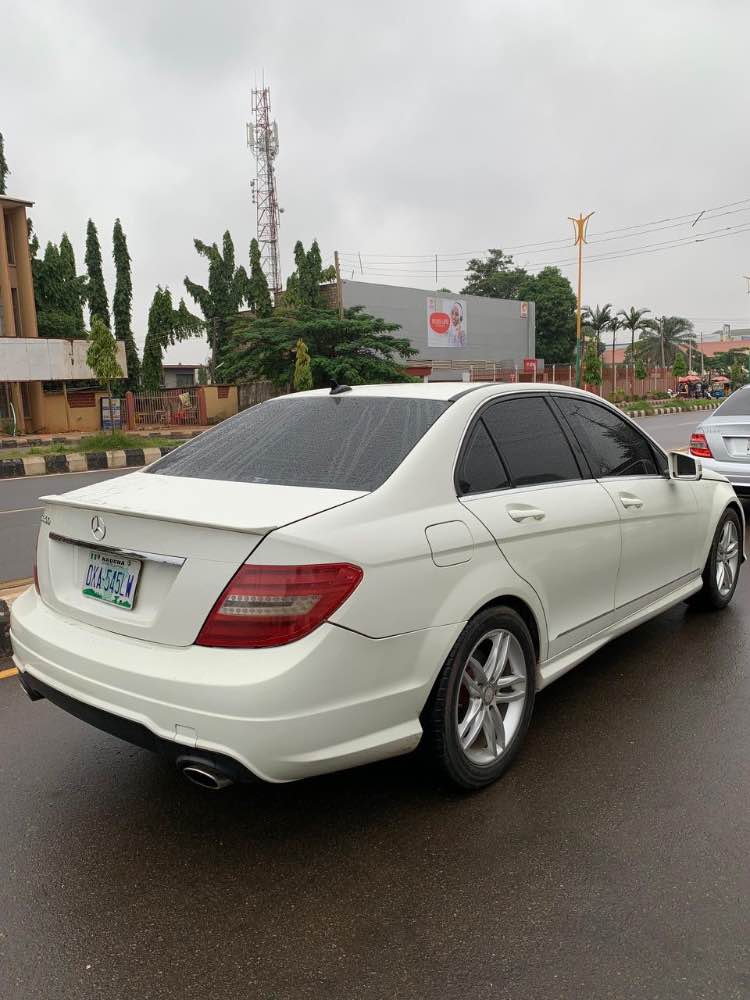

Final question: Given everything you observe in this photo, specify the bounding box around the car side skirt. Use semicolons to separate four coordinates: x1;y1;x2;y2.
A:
537;573;703;689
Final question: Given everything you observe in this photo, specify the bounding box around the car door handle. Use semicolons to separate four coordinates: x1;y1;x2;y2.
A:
506;506;546;522
619;494;644;509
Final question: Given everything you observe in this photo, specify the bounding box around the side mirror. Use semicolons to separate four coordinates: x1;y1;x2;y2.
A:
669;451;702;481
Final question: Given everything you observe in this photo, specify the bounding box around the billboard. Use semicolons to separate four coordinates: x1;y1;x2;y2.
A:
427;296;467;350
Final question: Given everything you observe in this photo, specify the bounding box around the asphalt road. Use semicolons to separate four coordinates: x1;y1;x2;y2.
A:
0;412;747;1000
0;469;131;584
633;411;708;451
1;548;748;999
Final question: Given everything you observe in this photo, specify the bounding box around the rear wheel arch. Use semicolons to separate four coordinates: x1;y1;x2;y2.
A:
472;594;541;664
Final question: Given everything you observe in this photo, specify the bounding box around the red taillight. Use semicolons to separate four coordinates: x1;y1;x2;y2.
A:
690;433;713;458
195;563;364;649
33;561;40;595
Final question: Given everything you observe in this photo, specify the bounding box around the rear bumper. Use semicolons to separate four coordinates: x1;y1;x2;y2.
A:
699;456;750;492
10;588;462;783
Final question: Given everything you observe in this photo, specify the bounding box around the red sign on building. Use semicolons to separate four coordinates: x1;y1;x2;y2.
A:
523;358;537;374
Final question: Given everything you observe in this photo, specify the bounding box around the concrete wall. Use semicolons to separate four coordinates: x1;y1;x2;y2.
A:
203;385;238;423
0;337;128;380
41;390;110;433
340;279;535;364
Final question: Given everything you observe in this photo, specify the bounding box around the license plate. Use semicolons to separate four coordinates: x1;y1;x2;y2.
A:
82;549;141;610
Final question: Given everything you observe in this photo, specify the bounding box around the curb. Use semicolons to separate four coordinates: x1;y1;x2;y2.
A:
0;445;178;480
617;402;720;419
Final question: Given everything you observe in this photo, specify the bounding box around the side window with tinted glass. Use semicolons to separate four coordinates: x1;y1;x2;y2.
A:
457;420;509;495
481;397;582;487
555;396;658;478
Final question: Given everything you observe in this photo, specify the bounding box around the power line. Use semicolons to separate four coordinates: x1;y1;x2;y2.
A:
334;219;750;282
336;195;750;263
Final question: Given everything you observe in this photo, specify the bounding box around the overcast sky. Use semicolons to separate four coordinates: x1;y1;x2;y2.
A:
4;0;750;366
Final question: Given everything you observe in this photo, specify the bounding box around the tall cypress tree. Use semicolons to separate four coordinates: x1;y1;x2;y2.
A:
112;219;140;391
249;238;273;317
85;219;111;329
59;233;85;333
0;132;9;195
142;287;170;391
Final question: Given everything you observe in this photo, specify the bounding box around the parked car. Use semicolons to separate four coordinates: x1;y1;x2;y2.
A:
691;385;750;499
11;383;744;790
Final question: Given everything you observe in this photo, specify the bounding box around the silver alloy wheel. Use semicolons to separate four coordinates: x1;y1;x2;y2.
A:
716;519;740;596
455;629;528;766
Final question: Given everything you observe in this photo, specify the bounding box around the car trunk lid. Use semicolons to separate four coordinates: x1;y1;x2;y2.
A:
702;418;750;463
36;472;366;646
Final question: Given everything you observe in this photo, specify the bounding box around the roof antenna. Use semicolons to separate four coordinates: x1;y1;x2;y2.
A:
329;379;352;395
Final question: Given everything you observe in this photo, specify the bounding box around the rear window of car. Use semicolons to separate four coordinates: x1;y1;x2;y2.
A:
147;395;451;491
714;387;750;417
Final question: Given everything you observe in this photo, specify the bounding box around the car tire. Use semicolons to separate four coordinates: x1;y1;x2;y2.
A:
688;506;742;611
422;606;536;790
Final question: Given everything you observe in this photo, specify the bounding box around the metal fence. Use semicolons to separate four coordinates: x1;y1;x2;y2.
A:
434;362;681;398
132;387;201;427
237;380;286;411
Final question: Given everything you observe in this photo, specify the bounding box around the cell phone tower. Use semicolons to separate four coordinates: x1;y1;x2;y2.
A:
247;85;282;296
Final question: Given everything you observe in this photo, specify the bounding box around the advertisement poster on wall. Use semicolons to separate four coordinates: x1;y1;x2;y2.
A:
426;296;468;349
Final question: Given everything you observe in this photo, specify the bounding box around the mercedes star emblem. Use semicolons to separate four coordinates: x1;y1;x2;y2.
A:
91;515;106;541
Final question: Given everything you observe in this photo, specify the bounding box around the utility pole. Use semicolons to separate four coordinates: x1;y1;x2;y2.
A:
568;211;595;387
334;250;344;320
700;330;705;377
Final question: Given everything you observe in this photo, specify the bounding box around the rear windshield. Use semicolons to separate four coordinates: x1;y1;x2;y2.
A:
147;395;450;491
714;387;750;417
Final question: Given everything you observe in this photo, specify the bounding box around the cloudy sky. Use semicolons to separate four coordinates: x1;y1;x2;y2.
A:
4;0;750;365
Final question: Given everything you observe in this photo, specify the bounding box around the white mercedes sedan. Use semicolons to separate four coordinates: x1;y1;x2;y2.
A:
10;383;744;790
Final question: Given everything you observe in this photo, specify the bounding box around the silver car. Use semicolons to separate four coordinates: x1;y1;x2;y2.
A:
691;386;750;498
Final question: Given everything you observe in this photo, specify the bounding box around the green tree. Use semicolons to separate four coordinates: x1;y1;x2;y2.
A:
249;238;273;317
284;239;332;308
225;306;417;388
184;230;251;376
59;233;86;332
582;338;602;385
582;303;613;353
462;249;529;300
32;240;86;339
730;359;748;388
636;316;695;367
672;350;688;377
634;358;647;381
197;364;209;385
606;313;622;364
516;267;577;364
293;338;314;391
0;132;9;195
618;307;651;364
112;219;140;391
86;315;124;429
85;219;111;329
142;286;202;391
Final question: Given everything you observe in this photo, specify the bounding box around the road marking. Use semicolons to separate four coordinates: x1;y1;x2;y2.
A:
0;506;43;515
0;667;18;680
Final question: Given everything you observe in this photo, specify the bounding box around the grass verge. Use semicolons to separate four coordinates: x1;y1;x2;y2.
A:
1;431;180;460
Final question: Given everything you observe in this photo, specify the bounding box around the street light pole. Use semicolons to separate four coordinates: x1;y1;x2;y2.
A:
568;211;595;388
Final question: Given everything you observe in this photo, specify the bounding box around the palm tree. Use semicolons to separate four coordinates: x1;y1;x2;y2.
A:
607;314;622;366
581;304;613;354
635;316;695;367
617;307;651;364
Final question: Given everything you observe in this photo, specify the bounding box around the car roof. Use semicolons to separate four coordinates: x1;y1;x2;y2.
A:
294;382;590;402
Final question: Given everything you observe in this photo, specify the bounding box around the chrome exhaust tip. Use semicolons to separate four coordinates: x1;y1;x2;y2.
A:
180;764;234;791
